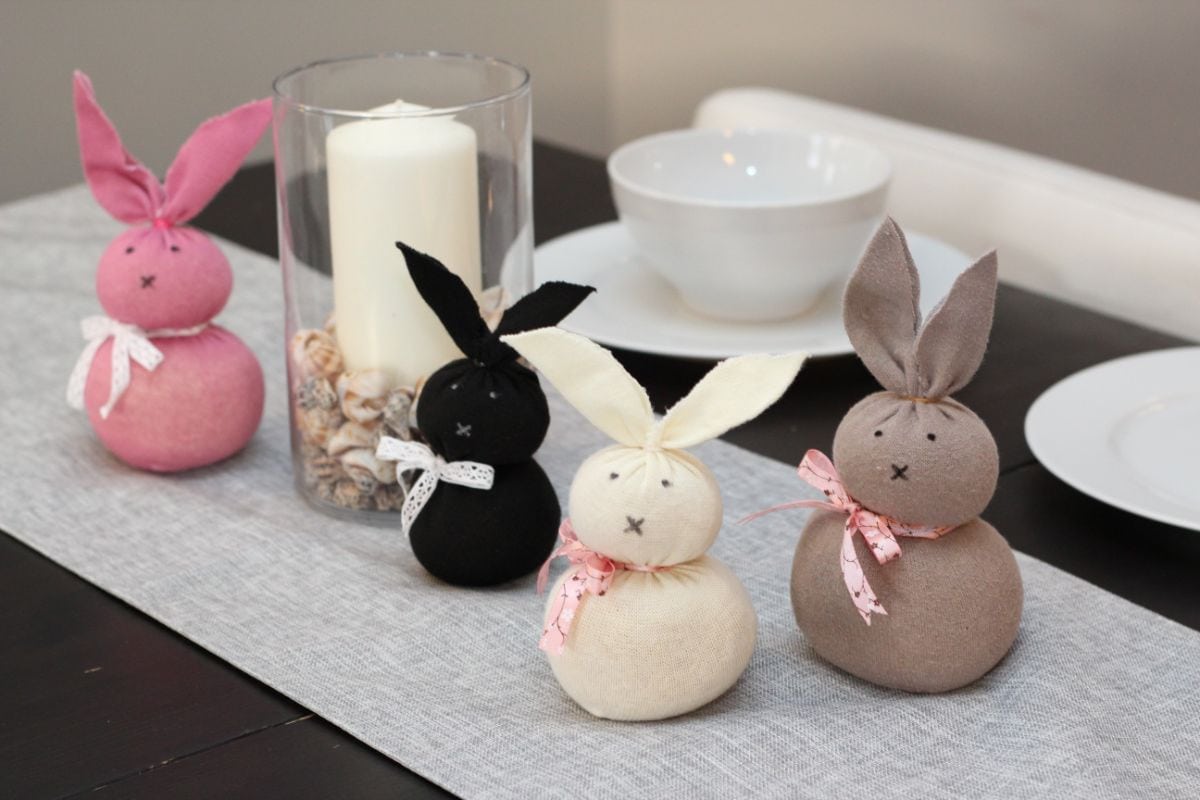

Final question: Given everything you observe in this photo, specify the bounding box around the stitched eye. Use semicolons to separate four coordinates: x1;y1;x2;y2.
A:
927;433;937;441
170;244;180;252
661;479;671;488
609;472;619;480
124;246;135;254
873;430;883;438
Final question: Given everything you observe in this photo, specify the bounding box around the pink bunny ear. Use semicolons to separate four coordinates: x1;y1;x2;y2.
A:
159;97;272;224
73;70;165;223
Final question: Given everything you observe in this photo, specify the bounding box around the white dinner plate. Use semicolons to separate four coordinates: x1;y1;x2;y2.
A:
1026;347;1200;531
533;221;971;360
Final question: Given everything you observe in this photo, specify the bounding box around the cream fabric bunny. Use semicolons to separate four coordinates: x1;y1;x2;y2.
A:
505;327;805;720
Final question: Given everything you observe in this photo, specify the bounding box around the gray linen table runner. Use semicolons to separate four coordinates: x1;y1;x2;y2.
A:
1;186;1197;799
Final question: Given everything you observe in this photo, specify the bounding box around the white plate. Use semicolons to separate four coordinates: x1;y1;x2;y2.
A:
533;221;971;360
1026;347;1200;531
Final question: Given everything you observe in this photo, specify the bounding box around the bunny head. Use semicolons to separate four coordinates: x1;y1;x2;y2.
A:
400;243;595;465
73;71;271;330
504;328;805;567
833;218;999;528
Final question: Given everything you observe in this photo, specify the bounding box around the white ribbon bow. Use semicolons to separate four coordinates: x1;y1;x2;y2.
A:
375;437;495;535
66;316;207;419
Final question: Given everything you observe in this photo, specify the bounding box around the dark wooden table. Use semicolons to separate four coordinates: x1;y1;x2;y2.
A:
2;143;1196;798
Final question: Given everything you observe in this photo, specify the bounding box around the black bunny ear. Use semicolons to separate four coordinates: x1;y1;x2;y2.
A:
397;241;491;359
495;282;595;337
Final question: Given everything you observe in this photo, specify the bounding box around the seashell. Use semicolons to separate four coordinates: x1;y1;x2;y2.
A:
313;479;338;504
332;478;371;510
291;329;343;380
477;285;511;331
373;482;406;512
296;376;338;412
297;405;344;449
303;452;342;487
337;369;392;423
340;447;397;488
326;420;381;457
382;387;416;439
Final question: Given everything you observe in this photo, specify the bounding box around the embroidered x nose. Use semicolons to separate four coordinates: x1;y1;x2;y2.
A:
623;515;645;535
890;463;909;481
140;275;156;289
455;422;472;437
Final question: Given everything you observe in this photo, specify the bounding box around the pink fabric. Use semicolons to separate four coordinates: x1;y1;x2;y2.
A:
73;71;271;227
744;450;953;624
69;71;270;471
82;326;264;472
536;519;669;654
95;227;233;330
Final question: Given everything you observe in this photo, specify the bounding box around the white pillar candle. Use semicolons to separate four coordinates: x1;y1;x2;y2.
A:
327;102;482;386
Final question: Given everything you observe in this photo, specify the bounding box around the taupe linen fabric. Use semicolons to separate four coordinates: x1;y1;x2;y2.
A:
1;187;1198;799
792;513;1023;692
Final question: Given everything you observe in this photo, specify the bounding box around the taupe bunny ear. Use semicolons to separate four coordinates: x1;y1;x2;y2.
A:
912;250;998;398
842;218;922;393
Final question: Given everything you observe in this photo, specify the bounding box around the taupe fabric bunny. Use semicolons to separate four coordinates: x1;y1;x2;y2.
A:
788;218;1023;692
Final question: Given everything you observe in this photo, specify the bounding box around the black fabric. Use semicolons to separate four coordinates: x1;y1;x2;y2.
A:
418;359;549;465
494;281;597;339
397;240;591;584
397;241;493;360
409;460;561;587
397;240;595;367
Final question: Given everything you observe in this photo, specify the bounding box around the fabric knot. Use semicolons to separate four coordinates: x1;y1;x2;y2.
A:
67;315;208;419
535;518;669;654
741;449;954;624
152;216;173;230
375;437;494;536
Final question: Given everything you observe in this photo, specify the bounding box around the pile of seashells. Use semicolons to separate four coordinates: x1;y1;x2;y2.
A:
288;288;509;513
290;316;420;512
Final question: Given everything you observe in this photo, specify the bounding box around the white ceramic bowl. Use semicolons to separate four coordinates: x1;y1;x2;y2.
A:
608;128;891;321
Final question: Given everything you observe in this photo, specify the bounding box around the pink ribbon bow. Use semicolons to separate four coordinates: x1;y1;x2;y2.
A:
536;519;668;654
743;450;954;624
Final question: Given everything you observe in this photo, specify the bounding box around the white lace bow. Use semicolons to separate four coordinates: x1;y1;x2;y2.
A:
375;437;495;535
66;315;208;419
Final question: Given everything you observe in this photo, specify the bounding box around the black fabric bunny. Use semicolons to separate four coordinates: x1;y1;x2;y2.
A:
380;242;595;586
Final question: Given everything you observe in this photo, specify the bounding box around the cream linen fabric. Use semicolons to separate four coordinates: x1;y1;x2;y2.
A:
546;555;756;721
1;186;1198;798
569;446;722;565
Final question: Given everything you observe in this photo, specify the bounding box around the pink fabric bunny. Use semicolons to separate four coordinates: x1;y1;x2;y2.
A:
67;71;270;472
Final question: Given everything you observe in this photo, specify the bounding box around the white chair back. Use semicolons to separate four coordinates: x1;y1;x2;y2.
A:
695;88;1200;341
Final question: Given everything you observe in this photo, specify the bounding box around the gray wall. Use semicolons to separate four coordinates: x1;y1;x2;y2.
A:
4;0;1200;205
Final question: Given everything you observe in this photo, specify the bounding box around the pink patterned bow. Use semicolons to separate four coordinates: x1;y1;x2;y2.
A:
536;519;668;654
743;450;953;624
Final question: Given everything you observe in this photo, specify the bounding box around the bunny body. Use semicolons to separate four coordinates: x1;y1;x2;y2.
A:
385;244;595;586
409;459;560;586
786;219;1022;692
83;327;263;472
544;555;755;721
793;513;1020;692
506;327;804;720
69;72;270;472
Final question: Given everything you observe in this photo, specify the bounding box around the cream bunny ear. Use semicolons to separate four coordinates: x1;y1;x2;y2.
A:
656;352;806;450
501;328;654;446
